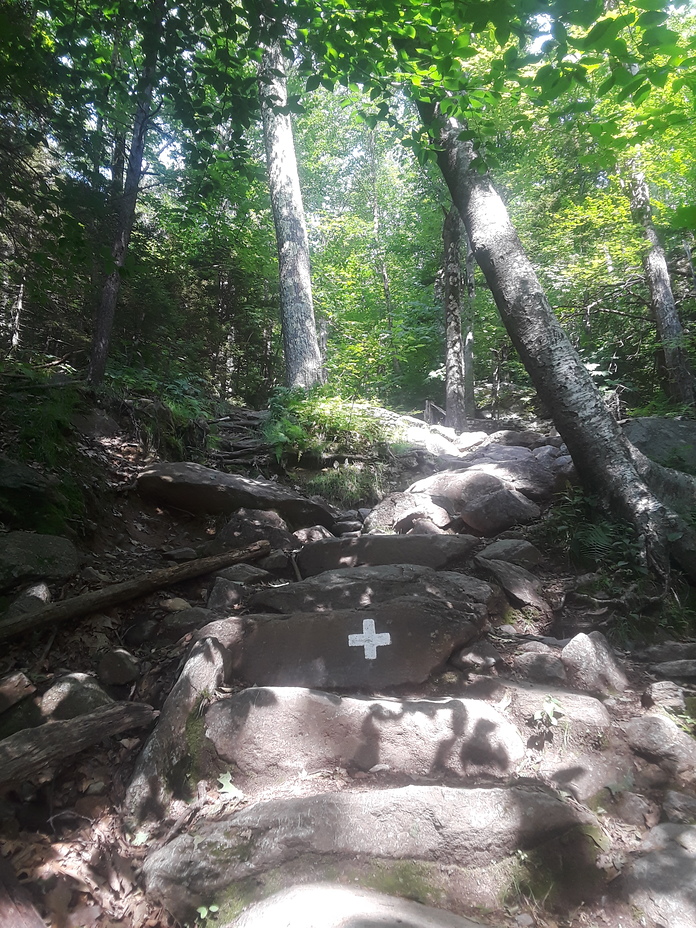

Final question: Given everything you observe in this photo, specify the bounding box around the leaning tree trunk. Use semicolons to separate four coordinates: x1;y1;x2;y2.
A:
88;0;165;387
443;204;475;430
417;99;696;581
259;41;324;389
628;171;695;408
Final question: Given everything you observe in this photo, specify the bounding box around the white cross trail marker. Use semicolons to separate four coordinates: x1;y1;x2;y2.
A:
348;618;392;660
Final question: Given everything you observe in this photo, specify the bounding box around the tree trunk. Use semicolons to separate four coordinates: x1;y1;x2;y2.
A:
443;205;466;430
417;100;696;581
367;129;400;379
628;171;695;407
443;205;475;431
88;0;166;386
463;233;476;420
259;41;323;389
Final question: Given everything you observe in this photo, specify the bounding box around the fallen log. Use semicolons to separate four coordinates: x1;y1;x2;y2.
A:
0;856;47;928
0;540;270;642
0;702;155;783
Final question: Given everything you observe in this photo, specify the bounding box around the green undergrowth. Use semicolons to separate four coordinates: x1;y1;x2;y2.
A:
103;361;224;459
531;489;643;573
295;461;391;509
531;488;696;641
263;386;397;464
0;359;91;533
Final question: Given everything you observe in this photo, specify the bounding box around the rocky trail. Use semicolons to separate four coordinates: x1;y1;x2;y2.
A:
1;407;696;928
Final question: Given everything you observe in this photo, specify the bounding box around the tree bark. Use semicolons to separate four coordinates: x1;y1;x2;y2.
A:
367;129;400;379
0;702;155;783
0;857;47;927
417;99;696;581
443;205;475;430
88;0;166;386
0;541;270;642
628;171;695;407
259;41;324;389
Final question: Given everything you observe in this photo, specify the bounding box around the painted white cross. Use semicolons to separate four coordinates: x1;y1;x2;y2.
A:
348;618;392;660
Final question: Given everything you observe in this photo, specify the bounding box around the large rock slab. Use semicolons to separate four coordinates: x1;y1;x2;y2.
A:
226;883;494;928
623;417;696;472
475;558;549;616
620;823;696;928
125;637;231;822
477;539;542;569
363;492;453;534
137;462;334;528
408;471;541;535
143;784;595;922
0;531;80;592
248;565;495;616
194;598;483;689
295;535;479;578
205;687;525;785
457;461;555;502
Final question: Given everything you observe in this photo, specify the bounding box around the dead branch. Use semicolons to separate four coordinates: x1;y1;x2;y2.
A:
0;541;270;642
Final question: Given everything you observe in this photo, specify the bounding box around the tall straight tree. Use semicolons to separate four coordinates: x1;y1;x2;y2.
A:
442;205;475;430
258;40;323;389
88;0;166;386
627;170;695;408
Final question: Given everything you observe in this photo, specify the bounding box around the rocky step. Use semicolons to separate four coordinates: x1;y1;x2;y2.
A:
192;598;484;688
142;783;599;924
247;563;496;617
224;883;495;928
204;686;527;790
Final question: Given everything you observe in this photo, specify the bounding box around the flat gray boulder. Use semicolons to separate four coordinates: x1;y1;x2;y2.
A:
40;672;113;720
363;491;453;534
296;534;479;578
137;462;334;528
477;539;542;569
476;558;550;616
623;417;696;472
143;784;594;922
625;714;696;778
408;470;540;535
561;632;628;695
620;823;696;928
205;687;525;785
226;883;494;928
194;597;483;689
0;531;80;592
248;564;495;616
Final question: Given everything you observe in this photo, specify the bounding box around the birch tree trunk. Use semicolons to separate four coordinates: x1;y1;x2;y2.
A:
367;130;400;379
628;171;695;407
443;205;467;431
418;100;696;582
88;0;165;387
259;41;323;389
443;205;476;430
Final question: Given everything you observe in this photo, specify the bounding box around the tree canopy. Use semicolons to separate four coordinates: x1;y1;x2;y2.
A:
1;0;695;412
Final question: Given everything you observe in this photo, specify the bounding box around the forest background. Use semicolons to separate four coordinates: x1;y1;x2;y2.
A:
2;0;696;427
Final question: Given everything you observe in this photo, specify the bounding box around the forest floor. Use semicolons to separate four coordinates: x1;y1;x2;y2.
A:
0;404;692;928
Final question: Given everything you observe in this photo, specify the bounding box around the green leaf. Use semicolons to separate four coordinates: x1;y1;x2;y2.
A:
305;74;322;92
637;10;669;28
218;771;244;799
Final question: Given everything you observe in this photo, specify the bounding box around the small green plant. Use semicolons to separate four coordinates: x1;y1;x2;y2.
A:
263;386;397;464
300;461;390;508
194;903;219;925
533;696;565;730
